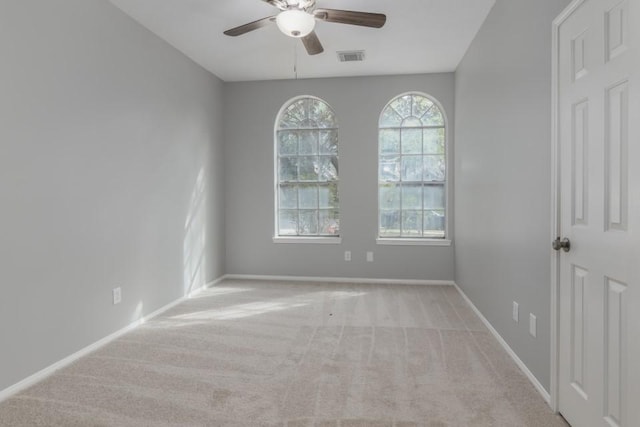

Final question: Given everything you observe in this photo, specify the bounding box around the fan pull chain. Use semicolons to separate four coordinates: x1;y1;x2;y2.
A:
293;41;298;80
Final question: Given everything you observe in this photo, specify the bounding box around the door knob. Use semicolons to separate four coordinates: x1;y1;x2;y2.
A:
552;237;571;252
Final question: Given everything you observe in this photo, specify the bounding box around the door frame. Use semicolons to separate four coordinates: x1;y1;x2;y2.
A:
550;0;586;414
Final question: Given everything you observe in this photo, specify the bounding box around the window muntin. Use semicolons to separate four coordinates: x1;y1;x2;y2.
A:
378;93;447;239
276;97;339;237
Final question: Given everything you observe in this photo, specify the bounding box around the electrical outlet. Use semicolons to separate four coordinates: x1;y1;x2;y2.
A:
344;251;351;262
529;313;537;337
112;287;122;305
366;251;374;262
512;301;519;322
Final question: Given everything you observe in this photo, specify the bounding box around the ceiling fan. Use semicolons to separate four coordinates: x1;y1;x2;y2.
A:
223;0;386;55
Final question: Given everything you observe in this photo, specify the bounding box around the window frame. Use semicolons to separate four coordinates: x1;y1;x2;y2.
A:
273;95;341;244
376;92;451;246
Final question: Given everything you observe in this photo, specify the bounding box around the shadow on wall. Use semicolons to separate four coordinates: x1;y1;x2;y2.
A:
183;168;207;295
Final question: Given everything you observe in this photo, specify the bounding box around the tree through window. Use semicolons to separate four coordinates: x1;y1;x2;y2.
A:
275;96;339;237
378;93;447;239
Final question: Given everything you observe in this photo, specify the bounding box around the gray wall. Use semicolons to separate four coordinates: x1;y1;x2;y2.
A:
0;0;225;393
454;0;570;391
224;74;455;280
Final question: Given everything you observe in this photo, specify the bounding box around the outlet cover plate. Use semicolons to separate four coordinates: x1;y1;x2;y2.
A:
529;313;537;337
112;287;122;305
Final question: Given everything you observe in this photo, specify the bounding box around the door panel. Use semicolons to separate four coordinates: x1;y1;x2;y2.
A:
603;277;626;426
570;265;588;398
604;80;628;232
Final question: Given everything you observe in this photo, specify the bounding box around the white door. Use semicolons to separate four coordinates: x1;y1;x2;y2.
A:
556;0;640;426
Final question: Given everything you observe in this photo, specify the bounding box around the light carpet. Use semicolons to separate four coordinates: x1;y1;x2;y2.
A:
0;280;569;426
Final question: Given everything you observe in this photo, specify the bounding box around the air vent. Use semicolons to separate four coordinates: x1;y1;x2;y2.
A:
337;50;365;62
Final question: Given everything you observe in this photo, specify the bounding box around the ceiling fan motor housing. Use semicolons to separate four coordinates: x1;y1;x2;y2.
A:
276;9;315;38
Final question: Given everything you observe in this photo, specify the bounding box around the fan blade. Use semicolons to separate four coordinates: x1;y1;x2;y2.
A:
223;16;275;36
313;9;386;28
301;31;324;55
261;0;287;10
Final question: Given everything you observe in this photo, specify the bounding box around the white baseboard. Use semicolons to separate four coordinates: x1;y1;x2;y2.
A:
453;283;551;404
0;276;225;403
223;274;455;286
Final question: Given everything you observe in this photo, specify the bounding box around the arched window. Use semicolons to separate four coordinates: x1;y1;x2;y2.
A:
378;93;447;240
275;96;339;238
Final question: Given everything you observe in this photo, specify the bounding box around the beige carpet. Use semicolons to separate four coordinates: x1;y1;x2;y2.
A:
0;280;568;426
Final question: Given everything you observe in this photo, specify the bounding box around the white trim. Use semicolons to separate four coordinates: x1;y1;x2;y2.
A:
376;238;451;246
273;236;342;244
550;0;586;413
224;273;455;287
0;276;225;404
454;283;551;405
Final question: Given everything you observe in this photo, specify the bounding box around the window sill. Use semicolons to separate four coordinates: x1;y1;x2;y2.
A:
273;236;342;245
376;238;452;247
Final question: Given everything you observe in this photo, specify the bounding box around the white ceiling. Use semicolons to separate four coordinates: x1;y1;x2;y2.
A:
109;0;495;82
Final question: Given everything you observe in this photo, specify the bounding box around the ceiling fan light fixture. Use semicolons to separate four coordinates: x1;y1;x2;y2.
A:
276;10;315;38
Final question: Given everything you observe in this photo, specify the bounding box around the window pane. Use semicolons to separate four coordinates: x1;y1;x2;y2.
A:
380;107;402;128
380;210;400;236
300;119;316;129
308;99;322;123
280;100;306;128
319;183;338;208
424;184;445;209
390;95;412;119
279;158;298;181
424;128;445;154
298;185;318;209
380;129;400;154
401;128;422;154
319;210;339;235
299;130;318;155
298;210;318;235
278;131;297;155
319;111;336;127
423;155;445;182
279;210;298;235
424;210;445;236
380;155;400;181
279;185;297;209
412;96;434;118
379;184;400;210
310;99;336;128
421;105;444;126
402;185;422;210
298;156;318;181
318;156;338;181
401;210;422;237
401;116;422;128
319;130;338;154
401;156;423;181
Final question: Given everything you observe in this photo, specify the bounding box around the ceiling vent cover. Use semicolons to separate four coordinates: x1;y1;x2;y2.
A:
337;50;365;62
